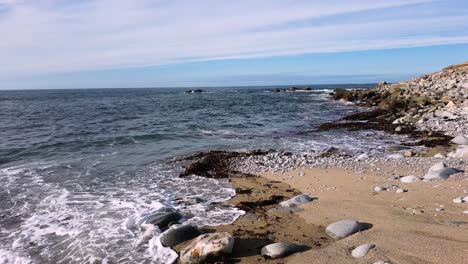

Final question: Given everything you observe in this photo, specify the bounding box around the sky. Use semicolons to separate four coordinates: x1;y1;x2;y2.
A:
0;0;467;89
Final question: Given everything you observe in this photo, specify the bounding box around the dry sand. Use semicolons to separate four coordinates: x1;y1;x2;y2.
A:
259;167;468;264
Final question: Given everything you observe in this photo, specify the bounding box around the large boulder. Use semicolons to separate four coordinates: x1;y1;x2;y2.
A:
325;220;364;239
160;225;202;247
351;243;376;258
423;162;460;181
145;212;183;230
279;194;314;207
261;242;306;259
451;135;468;145
179;232;234;264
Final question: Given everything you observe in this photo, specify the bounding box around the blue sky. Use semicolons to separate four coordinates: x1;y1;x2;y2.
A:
0;0;467;89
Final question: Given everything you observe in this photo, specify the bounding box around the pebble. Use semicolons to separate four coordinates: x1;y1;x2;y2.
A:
434;153;445;158
396;188;407;193
387;153;405;159
374;261;391;264
279;194;314;207
453;197;464;203
261;242;306;259
351;243;376;258
373;186;385;192
463;210;468;214
325;220;364;239
400;175;421;183
356;153;370;161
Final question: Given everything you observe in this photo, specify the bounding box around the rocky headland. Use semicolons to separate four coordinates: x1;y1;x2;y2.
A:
145;63;468;263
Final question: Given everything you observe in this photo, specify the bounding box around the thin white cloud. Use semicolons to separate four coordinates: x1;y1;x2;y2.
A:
0;0;467;78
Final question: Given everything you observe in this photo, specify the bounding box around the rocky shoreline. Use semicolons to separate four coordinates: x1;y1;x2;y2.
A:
144;63;467;263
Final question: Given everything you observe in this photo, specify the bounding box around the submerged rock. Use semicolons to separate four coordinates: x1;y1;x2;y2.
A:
145;212;183;230
279;194;314;207
351;243;376;258
261;242;306;259
160;225;202;247
179;232;234;264
325;220;364;239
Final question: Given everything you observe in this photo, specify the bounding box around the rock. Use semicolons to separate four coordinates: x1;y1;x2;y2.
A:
396;188;407;193
261;242;305;259
463;196;468;202
449;145;468;159
404;150;414;157
325;220;363;239
179;232;234;264
395;126;402;132
423;162;460;181
463;210;468;215
386;153;405;159
279;194;314;207
451;135;468;145
400;175;421;183
356;153;369;161
145;212;183;229
453;197;464;203
434;153;445;158
373;186;385;192
351;243;376;258
160;225;202;247
268;206;304;213
374;261;391;264
378;81;387;86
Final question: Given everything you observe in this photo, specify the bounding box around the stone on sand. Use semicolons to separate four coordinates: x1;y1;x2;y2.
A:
400;175;420;183
356;153;369;161
351;243;376;258
325;220;363;239
453;197;464;204
386;153;405;159
423;162;459;181
451;135;468;145
261;242;305;259
179;232;234;264
373;186;385;192
279;194;314;207
160;225;202;247
396;188;407;193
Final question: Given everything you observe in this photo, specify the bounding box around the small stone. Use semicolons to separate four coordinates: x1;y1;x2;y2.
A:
373;186;385;192
403;150;414;157
400;175;420;183
395;126;402;132
396;188;406;193
325;220;364;239
423;162;460;181
279;194;314;207
351;243;376;258
434;153;445;158
451;135;468;145
356;153;369;161
261;242;306;259
374;261;391;264
453;197;464;203
463;210;468;214
387;153;405;159
179;232;234;264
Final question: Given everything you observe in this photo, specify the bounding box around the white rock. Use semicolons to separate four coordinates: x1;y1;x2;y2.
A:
433;153;445;158
451;135;468;145
261;242;304;259
351;243;376;258
179;232;234;264
463;210;468;215
387;153;405;159
356;153;369;161
423;162;459;181
396;188;406;193
449;145;468;159
279;194;314;207
373;261;391;264
373;186;385;192
463;196;468;202
400;175;421;183
453;197;463;203
326;220;363;239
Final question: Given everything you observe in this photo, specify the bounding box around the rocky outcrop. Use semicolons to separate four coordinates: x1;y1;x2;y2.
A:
330;62;468;137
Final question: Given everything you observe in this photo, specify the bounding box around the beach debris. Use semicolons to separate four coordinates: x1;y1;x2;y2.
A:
400;175;421;183
325;220;364;239
261;242;306;259
279;194;314;207
451;135;468;145
160;225;202;247
423;162;460;181
179;232;234;264
351;243;376;258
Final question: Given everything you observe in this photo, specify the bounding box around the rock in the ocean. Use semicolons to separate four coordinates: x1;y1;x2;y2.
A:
325;220;363;239
279;194;314;207
400;175;421;183
179;232;234;264
423;162;459;181
451;135;468;145
386;153;405;159
351;243;376;258
261;242;306;259
160;225;202;247
145;212;183;229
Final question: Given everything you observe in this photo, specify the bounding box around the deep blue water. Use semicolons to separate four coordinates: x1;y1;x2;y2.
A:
0;85;403;263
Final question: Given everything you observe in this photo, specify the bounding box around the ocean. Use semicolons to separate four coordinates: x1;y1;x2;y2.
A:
0;85;405;263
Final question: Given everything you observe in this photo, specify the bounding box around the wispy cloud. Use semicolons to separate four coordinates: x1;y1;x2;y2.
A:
0;0;467;78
